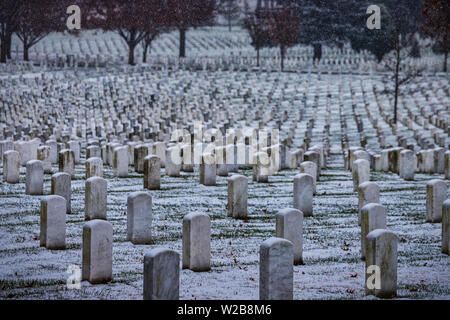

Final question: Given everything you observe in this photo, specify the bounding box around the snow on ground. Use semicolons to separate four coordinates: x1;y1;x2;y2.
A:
0;152;448;300
0;69;448;300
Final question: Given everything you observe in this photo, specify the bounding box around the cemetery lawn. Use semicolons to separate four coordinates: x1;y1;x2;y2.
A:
0;153;448;300
0;69;448;300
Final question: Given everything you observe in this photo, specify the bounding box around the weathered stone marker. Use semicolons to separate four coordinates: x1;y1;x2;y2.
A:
276;208;303;265
59;149;75;179
46;139;58;164
113;146;128;177
51;172;71;214
361;203;387;259
37;146;52;174
3;150;20;183
293;174;313;217
365;229;398;298
358;182;380;226
352;159;370;192
134;144;149;173
227;174;248;218
85;177;107;220
199;153;216;186
152;142;166;168
165;147;181;177
259;237;293;300
445;151;450;180
68;140;81;164
87;145;101;159
144;155;160;190
399;150;414;180
86;157;103;179
127;192;152;244
443;199;450;255
143;248;180;300
26;160;44;195
0;140;13;163
304;150;320;179
182;212;211;272
16;140;38;166
300;161;317;194
253;152;270;183
426;179;447;223
82;219;113;284
40;195;66;250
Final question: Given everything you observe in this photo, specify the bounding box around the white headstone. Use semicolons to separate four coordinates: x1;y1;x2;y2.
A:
3;150;20;183
361;203;387;259
144;248;180;300
182;212;211;272
82;219;113;284
276;208;303;265
127;192;152;244
259;237;293;300
227;174;248;218
85;176;107;220
426;179;447;223
51;172;71;214
365;229;398;298
26;160;44;195
40;195;66;249
144;155;161;190
293;173;313;217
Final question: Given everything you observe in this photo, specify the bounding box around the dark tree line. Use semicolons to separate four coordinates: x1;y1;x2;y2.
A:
1;0;448;73
0;0;218;64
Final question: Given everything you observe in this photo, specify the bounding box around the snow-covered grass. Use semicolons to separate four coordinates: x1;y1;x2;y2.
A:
0;153;448;300
0;68;448;300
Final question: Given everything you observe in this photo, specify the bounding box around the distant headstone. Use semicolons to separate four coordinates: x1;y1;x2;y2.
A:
85;176;107;220
59;149;75;179
227;174;248;218
293;174;313;217
426;179;447;223
3;150;20;183
51;172;71;214
26;160;44;195
144;155;161;190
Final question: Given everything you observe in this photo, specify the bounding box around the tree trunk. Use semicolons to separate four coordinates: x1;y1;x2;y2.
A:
256;47;260;68
6;31;12;59
280;45;285;72
143;43;149;63
444;50;448;73
23;45;29;61
313;43;322;62
179;28;186;58
128;43;136;65
0;39;6;63
393;46;400;125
